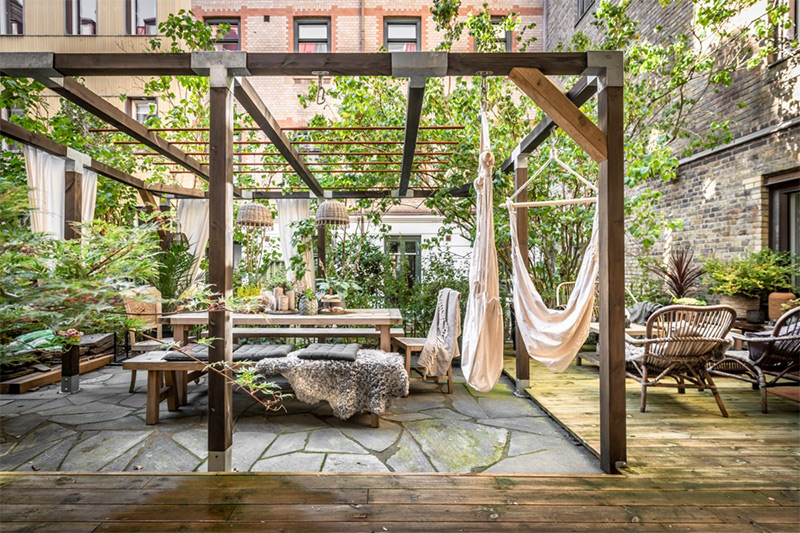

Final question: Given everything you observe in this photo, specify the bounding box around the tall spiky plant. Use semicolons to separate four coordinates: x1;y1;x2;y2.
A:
648;247;704;299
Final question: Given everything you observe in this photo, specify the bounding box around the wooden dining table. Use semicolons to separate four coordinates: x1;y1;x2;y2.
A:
164;308;404;351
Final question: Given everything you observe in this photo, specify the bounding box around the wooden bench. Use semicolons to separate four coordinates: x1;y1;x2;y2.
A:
232;327;404;341
392;337;453;394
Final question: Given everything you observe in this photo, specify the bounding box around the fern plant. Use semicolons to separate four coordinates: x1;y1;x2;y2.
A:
153;240;196;311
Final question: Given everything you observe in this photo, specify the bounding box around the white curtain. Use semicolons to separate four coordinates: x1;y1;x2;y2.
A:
276;198;315;290
460;111;505;392
176;198;210;282
23;145;65;239
510;208;599;372
80;168;98;243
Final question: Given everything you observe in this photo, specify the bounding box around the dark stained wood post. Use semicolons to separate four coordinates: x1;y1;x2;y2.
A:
597;56;627;474
64;169;82;241
513;155;530;396
60;343;81;393
207;64;235;472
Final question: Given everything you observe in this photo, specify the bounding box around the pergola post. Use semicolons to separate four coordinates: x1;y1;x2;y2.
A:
513;153;530;397
64;168;82;241
206;62;235;472
593;52;627;474
317;225;326;279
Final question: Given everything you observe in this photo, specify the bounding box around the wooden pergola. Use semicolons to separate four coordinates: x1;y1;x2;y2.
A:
0;50;626;475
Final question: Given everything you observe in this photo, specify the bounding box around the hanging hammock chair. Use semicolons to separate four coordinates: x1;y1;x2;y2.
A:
460;96;505;393
506;141;600;372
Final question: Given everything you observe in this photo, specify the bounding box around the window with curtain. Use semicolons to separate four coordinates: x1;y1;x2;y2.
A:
295;19;330;53
206;17;240;50
1;0;23;35
384;18;420;51
65;0;97;35
472;16;512;52
125;0;157;35
386;236;422;286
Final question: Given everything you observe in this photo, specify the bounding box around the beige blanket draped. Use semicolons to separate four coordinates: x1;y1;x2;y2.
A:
418;288;461;377
460;110;505;392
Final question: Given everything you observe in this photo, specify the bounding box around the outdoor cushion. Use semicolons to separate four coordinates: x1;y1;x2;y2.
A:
162;343;291;362
296;343;360;361
746;325;790;361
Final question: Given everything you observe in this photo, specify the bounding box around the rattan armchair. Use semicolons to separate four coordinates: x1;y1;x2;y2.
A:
708;306;800;413
625;305;737;417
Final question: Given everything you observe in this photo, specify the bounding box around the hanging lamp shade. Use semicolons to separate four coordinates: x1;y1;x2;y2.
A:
315;200;349;227
236;202;273;228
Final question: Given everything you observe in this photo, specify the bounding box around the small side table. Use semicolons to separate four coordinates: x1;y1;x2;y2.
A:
392;337;453;394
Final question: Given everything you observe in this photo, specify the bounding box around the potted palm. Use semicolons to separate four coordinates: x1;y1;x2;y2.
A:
702;249;799;320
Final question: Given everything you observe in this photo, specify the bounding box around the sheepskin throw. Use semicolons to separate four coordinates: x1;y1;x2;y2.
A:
256;349;409;420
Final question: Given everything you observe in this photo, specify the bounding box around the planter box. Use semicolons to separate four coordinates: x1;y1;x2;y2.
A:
719;294;760;319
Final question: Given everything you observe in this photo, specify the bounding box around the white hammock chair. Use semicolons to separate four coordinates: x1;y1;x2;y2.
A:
460;104;505;392
506;142;600;372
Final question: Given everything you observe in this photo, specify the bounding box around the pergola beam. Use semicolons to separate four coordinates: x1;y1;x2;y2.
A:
249;184;471;199
397;83;426;196
0;52;592;77
509;68;607;163
233;77;324;197
500;76;597;173
31;76;210;181
0;118;206;199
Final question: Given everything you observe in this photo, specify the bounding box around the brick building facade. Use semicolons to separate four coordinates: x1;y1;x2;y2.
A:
544;0;799;280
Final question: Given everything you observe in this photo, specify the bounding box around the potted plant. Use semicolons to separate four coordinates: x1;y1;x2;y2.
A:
702;249;799;320
298;287;318;316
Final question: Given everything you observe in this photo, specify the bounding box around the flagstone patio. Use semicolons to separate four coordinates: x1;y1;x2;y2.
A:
0;365;601;474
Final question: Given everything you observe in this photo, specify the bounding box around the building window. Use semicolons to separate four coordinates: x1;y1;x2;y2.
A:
386;235;422;286
1;106;23;152
1;0;24;35
125;0;157;35
295;18;330;53
128;97;157;124
206;18;240;51
65;0;97;35
473;16;513;52
768;170;800;288
384;18;420;52
577;0;595;21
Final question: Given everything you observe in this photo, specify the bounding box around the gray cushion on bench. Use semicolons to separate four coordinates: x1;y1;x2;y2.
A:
163;344;291;361
297;343;360;361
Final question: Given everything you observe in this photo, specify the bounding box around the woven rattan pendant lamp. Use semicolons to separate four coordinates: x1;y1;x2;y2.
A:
236;202;273;228
315;199;349;227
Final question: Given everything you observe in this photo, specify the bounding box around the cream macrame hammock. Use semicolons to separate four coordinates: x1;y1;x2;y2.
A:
460;106;505;392
505;142;600;372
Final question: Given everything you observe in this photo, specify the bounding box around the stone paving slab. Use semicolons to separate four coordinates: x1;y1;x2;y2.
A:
0;365;600;474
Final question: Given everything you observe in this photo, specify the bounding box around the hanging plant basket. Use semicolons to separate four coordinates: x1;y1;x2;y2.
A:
315;200;349;227
236;202;273;228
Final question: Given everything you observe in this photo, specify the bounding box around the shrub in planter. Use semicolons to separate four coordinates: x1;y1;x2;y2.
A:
702;249;800;319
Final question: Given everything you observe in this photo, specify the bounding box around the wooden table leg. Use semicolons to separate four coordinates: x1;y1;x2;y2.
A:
174;324;189;346
370;413;380;428
146;370;162;425
175;371;188;406
378;325;390;352
164;371;179;412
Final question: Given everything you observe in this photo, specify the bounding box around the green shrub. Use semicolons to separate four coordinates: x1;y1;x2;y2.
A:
702;249;800;298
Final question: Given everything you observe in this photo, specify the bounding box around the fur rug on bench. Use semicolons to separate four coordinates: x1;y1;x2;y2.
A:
255;349;409;420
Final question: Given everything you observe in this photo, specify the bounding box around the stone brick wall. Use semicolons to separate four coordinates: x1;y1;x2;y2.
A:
545;0;800;294
191;0;544;125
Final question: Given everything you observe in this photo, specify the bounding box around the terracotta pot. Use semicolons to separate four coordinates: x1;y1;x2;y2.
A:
768;292;796;320
718;294;760;319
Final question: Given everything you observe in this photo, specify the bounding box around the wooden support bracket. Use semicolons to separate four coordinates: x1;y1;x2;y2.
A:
509;68;608;163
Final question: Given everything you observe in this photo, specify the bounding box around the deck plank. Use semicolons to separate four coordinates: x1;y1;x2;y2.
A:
0;354;797;529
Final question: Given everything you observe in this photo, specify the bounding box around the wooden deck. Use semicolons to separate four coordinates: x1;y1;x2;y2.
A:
1;355;798;531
